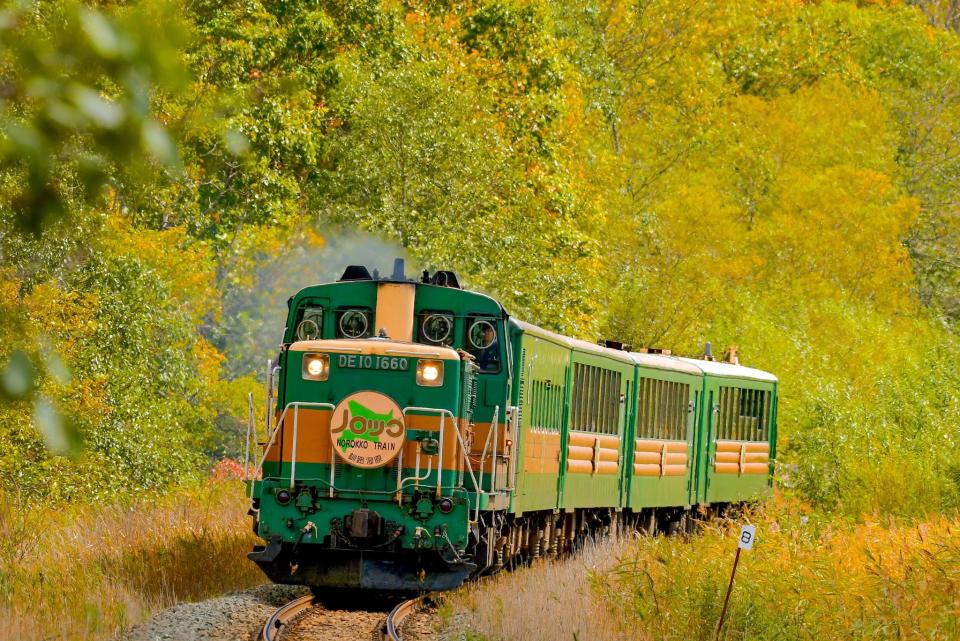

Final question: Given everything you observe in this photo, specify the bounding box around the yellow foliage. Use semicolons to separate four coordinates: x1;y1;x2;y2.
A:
99;216;217;325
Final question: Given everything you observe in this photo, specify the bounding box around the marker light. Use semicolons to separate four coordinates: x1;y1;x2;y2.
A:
302;353;329;381
416;359;444;386
438;498;454;514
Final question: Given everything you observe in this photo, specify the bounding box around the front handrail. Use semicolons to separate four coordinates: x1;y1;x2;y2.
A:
403;406;483;520
402;406;449;497
252;401;485;517
396;459;433;496
248;401;336;495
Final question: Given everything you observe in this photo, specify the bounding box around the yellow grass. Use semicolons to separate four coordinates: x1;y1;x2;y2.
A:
446;535;631;640
449;499;960;641
0;480;265;641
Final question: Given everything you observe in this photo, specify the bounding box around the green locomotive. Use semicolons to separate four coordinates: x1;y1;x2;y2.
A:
246;260;777;594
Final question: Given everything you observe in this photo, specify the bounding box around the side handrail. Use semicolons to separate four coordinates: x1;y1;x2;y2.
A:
506;404;519;491
476;405;499;493
244;391;255;480
265;361;279;446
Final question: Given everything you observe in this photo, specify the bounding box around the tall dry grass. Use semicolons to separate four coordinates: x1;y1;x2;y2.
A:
448;499;960;641
446;536;632;641
0;479;264;641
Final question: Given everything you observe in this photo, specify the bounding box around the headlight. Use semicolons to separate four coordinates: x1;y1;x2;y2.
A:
302;353;329;381
416;359;443;386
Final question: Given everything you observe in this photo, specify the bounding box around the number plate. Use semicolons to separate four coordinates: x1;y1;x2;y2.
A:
336;354;411;372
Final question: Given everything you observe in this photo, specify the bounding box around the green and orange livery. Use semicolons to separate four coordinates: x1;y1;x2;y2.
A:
245;260;777;594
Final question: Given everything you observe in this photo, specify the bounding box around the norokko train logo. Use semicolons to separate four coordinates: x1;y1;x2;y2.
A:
330;391;406;468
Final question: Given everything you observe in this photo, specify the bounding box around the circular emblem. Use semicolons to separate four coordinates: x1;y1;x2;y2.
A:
331;391;406;468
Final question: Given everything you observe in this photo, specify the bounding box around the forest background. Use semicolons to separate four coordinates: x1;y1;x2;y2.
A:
1;0;959;639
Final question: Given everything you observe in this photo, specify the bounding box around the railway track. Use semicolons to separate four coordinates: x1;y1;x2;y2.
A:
261;595;423;641
262;594;316;641
383;597;420;641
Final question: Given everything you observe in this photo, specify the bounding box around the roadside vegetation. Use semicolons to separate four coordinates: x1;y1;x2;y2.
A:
0;476;260;641
2;0;960;638
449;497;960;641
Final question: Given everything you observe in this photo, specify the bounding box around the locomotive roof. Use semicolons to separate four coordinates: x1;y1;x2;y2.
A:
290;278;507;314
678;357;778;383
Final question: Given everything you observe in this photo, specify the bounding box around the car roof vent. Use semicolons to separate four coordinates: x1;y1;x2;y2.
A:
339;265;373;281
599;339;632;351
636;347;672;355
421;270;462;289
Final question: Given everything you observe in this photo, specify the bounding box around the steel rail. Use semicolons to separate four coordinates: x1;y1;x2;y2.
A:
261;594;315;641
384;597;419;641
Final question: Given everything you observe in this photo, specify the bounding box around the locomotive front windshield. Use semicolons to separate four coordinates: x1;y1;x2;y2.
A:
416;312;501;373
466;317;500;373
288;299;503;373
295;306;323;341
419;312;455;346
336;308;372;338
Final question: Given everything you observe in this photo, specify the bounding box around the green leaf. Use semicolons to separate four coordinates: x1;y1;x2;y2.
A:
80;9;126;59
33;396;81;457
1;351;36;400
69;85;124;129
222;128;250;157
141;118;177;165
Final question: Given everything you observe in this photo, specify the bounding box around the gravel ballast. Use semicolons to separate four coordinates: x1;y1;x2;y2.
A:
117;584;308;641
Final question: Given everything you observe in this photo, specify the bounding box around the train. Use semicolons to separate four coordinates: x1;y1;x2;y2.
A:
245;259;778;594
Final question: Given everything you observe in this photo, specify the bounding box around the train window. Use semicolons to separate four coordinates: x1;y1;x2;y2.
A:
336;308;372;339
571;366;581;428
741;388;770;441
419;312;454;345
717;386;770;441
586;367;594;431
762;391;771;440
528;378;563;432
572;364;583;430
636;377;689;441
656;381;667;438
570;363;621;434
295;306;324;341
640;377;652;438
676;383;687;440
718;387;734;440
466;318;500;373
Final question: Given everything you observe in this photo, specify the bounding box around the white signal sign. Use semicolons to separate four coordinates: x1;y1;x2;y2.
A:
738;525;756;550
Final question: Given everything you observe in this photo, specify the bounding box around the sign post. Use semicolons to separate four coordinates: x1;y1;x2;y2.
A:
715;525;755;641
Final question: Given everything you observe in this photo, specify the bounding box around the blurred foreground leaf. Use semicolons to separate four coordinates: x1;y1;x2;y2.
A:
0;351;36;400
